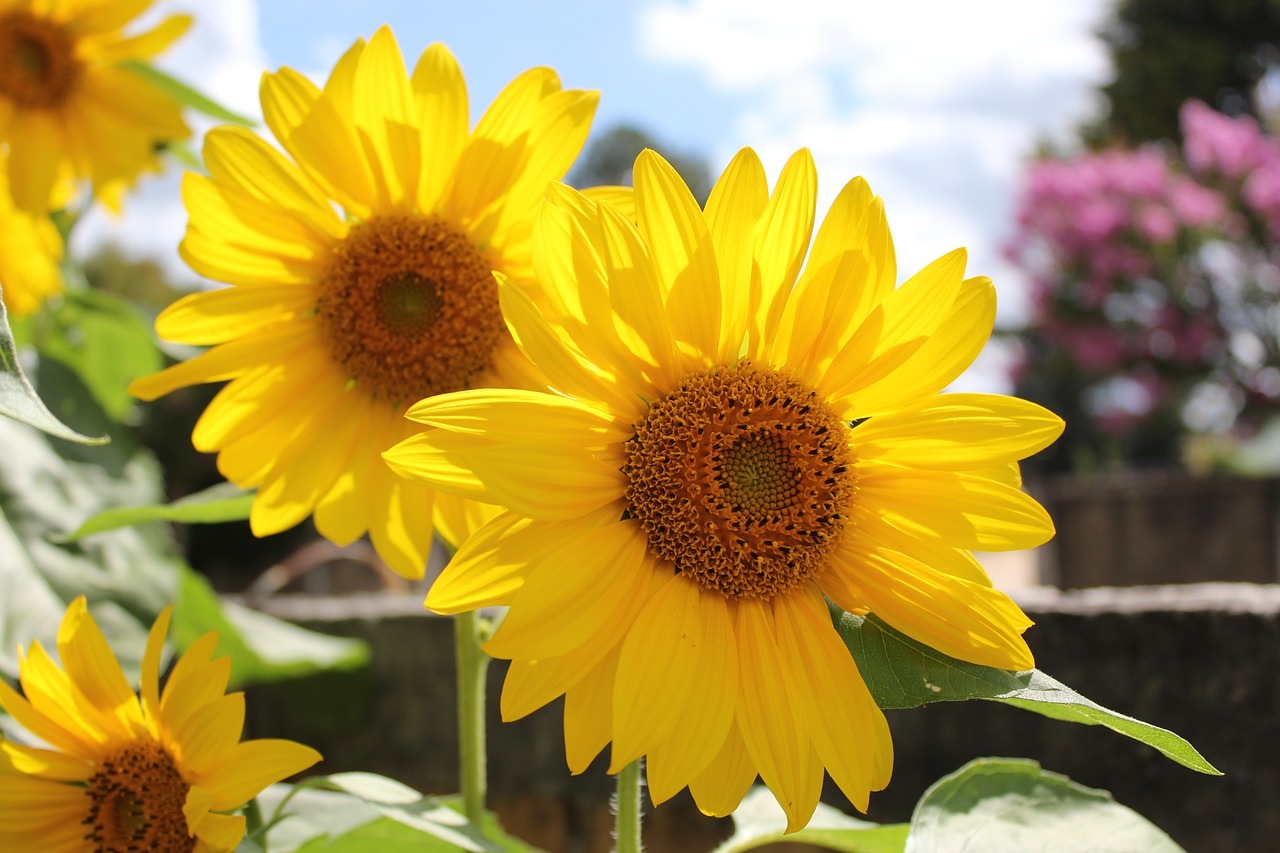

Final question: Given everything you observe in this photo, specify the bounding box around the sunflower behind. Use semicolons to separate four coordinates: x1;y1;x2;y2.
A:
0;0;191;212
0;597;320;852
129;27;601;578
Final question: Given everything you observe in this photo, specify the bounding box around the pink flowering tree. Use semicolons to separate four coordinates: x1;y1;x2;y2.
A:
1007;100;1280;471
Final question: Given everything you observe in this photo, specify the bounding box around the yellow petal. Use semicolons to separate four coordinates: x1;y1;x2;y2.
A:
819;247;967;408
687;721;757;818
836;275;996;417
734;599;824;832
633;149;720;360
828;541;1035;671
774;585;891;809
154;285;314;346
563;648;620;774
192;810;246;852
200;739;322;810
483;521;653;660
753;149;817;355
855;465;1056;551
704;147;767;361
852;394;1065;469
618;576;736;803
351;26;419;208
412;42;469;211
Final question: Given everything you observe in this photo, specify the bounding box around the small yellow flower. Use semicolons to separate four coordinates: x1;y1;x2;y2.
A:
384;148;1064;829
0;597;320;852
0;157;62;317
129;26;606;576
0;0;192;211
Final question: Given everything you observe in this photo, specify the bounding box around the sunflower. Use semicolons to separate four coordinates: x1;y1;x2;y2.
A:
384;148;1064;828
0;156;62;317
0;597;320;852
0;0;191;212
128;26;605;576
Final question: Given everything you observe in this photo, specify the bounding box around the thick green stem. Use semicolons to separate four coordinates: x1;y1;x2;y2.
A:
614;759;644;853
455;609;490;825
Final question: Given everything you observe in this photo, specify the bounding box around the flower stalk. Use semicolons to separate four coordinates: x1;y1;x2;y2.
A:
456;608;491;825
615;759;644;853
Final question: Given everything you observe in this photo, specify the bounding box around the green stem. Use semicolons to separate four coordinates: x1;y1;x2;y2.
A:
455;609;490;825
245;796;265;852
614;759;644;853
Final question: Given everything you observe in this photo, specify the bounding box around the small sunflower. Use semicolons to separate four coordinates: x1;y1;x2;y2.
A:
0;597;321;852
128;26;604;576
384;148;1064;828
0;0;191;211
0;157;62;317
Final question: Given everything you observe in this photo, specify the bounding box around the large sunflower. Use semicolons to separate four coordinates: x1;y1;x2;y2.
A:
0;597;320;852
0;0;191;212
384;148;1064;828
128;27;604;576
0;156;62;317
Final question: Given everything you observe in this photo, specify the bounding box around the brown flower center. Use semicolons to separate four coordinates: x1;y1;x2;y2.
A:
316;215;505;404
84;740;195;853
623;362;857;600
0;12;80;108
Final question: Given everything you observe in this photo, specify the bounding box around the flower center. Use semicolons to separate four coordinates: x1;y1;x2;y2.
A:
623;362;857;600
84;740;195;853
316;215;505;405
0;12;80;108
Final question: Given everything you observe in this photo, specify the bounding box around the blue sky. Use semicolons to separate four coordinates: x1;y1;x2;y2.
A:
76;0;1114;390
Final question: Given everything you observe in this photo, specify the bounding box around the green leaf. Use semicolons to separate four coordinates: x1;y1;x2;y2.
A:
61;480;254;541
832;608;1219;775
120;60;257;126
0;415;176;680
0;283;107;444
256;780;540;853
712;787;908;853
37;288;162;422
173;565;369;688
904;758;1186;852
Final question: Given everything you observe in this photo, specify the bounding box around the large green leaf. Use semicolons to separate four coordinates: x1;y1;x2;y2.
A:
62;480;254;541
36;288;162;422
711;787;909;853
904;758;1186;852
0;415;177;679
121;61;257;126
0;284;106;444
832;608;1219;775
253;779;540;853
0;360;364;689
174;565;368;689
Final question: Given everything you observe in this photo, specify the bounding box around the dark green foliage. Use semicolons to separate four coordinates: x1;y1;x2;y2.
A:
1092;0;1280;144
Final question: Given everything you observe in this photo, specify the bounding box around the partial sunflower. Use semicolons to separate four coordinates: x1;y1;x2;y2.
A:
0;0;192;212
128;26;606;576
384;148;1064;829
0;596;320;852
0;156;62;317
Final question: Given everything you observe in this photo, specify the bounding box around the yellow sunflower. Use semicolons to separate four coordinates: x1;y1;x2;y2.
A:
0;597;321;852
0;156;62;317
384;148;1065;828
0;0;191;212
128;26;606;576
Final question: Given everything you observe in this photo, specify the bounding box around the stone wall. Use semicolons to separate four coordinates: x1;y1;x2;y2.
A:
245;584;1280;852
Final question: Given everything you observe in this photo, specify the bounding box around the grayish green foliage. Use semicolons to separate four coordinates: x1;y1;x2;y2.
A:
63;481;255;541
903;758;1187;852
710;788;909;853
0;284;107;444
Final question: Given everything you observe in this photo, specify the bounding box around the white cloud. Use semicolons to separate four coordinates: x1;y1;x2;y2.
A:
639;0;1112;339
71;0;268;284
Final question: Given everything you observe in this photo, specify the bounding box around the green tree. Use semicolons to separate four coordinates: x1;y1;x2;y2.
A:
1091;0;1280;144
568;123;714;205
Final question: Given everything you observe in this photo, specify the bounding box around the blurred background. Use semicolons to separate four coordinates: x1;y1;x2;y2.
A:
9;1;1280;850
